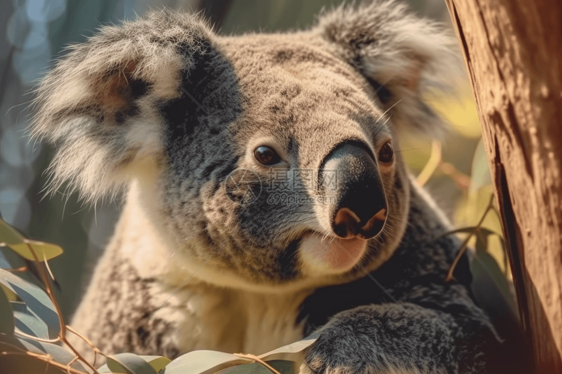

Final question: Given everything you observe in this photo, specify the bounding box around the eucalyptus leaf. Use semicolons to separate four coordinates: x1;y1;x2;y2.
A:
12;301;54;339
259;333;319;361
139;356;172;373
0;283;19;301
470;139;492;192
0;247;26;270
0;334;90;373
107;353;158;374
220;360;295;374
470;250;518;321
162;351;251;374
0;269;60;339
0;285;14;336
478;227;503;239
7;240;64;262
0;251;12;269
0;219;25;245
99;355;171;373
475;232;488;253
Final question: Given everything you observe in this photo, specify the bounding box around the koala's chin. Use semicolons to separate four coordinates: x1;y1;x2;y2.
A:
299;234;369;274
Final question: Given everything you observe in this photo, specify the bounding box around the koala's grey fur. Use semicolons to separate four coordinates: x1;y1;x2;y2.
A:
32;1;507;373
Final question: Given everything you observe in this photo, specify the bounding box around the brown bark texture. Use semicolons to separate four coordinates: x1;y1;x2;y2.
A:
445;0;562;372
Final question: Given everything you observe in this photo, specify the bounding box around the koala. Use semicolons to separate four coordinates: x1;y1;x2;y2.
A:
31;1;507;373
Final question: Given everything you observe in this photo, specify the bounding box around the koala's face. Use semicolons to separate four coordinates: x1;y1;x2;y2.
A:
32;3;457;290
158;34;410;288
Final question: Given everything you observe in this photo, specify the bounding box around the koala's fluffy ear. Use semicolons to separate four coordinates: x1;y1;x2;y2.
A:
31;11;214;202
315;0;461;137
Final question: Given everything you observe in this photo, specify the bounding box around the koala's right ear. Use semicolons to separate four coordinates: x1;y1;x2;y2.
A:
315;0;462;138
31;11;214;202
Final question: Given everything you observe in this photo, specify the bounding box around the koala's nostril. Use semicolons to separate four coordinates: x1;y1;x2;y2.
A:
333;207;387;239
322;141;388;240
333;207;361;238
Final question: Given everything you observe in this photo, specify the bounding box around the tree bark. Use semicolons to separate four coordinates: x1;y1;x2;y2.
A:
445;0;562;372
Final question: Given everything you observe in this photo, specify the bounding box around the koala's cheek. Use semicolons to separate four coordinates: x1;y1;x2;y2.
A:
300;233;367;275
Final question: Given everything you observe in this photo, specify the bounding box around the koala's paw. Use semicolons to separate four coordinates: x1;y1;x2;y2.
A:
299;326;419;374
299;327;378;374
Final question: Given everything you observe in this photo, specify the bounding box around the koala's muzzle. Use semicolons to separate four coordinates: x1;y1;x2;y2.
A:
322;141;387;240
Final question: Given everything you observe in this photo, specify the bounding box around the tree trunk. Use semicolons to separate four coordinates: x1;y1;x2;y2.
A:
445;1;562;372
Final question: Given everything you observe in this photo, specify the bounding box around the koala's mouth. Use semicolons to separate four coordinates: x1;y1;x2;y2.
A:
299;231;368;273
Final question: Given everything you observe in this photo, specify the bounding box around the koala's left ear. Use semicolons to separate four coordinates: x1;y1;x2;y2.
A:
31;11;216;202
315;0;462;138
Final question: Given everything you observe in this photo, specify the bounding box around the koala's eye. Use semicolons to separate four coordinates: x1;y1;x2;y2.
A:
378;142;394;164
254;146;281;165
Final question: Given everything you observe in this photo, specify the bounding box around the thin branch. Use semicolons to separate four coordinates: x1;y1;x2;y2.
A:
6;266;28;273
0;351;87;374
24;243;99;374
234;353;281;374
61;336;99;374
446;193;495;281
66;326;103;368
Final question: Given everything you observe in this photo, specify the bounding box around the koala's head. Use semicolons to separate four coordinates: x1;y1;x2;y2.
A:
32;1;458;291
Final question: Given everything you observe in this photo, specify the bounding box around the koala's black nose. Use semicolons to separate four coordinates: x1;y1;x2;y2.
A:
321;141;387;239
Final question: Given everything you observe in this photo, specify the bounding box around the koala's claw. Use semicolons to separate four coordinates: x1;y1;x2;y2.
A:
300;331;378;374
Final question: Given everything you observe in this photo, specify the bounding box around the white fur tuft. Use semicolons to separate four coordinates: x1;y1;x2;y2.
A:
315;0;462;138
30;11;214;203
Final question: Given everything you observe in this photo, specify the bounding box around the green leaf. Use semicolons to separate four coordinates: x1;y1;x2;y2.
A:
1;283;19;301
0;334;90;373
0;247;26;270
99;355;171;374
221;360;295;374
0;219;25;245
12;301;53;340
470;250;518;321
478;227;503;239
0;250;12;269
160;334;320;374
469;139;492;192
7;240;64;262
475;232;488;253
0;285;14;336
139;356;172;373
162;351;251;374
0;269;61;339
107;353;158;374
259;332;319;361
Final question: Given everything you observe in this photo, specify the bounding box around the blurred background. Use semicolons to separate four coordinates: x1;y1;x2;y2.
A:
0;0;504;321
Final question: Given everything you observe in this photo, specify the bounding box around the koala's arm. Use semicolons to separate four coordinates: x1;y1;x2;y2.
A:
302;290;498;374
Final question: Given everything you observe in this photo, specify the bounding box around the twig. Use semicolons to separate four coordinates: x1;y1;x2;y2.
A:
67;326;104;368
0;351;86;374
6;266;28;273
234;353;282;374
66;357;79;374
25;242;99;374
446;193;495;281
14;330;60;344
440;162;471;189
